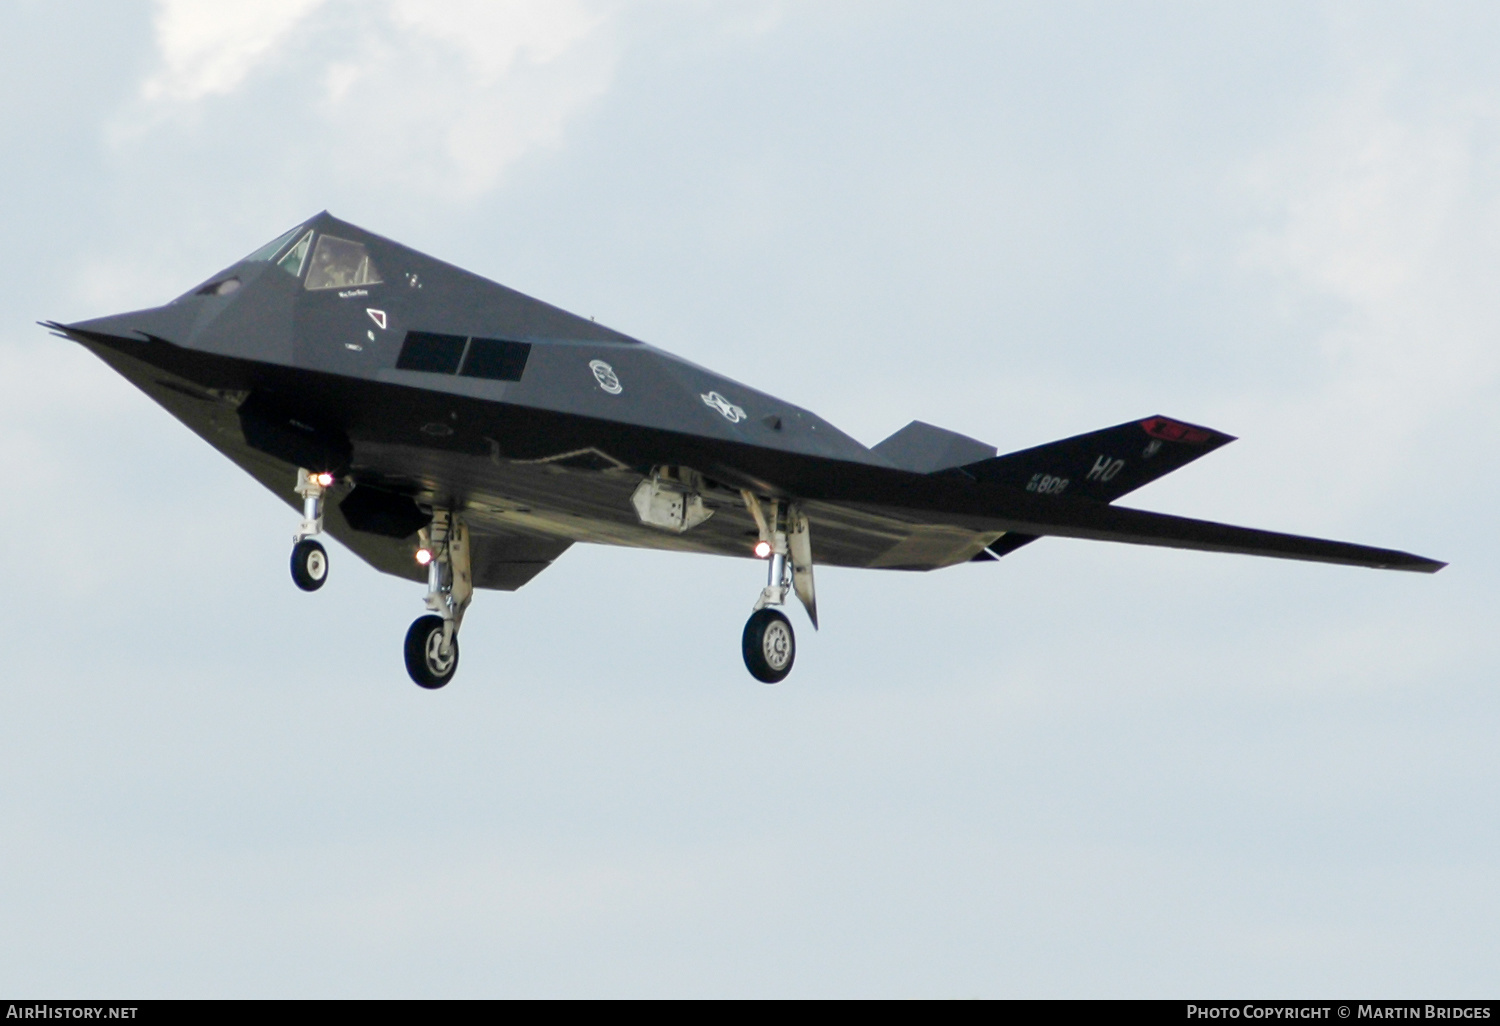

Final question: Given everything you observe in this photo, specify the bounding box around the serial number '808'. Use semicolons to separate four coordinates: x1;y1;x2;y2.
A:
1026;473;1069;496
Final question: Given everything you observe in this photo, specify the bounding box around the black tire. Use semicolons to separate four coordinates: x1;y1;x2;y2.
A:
742;608;795;684
404;614;459;689
290;538;328;591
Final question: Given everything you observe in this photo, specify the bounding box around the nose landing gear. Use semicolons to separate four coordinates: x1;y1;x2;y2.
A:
404;510;472;689
290;468;334;591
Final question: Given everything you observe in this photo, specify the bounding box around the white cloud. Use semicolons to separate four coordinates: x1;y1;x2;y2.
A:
141;0;328;102
135;0;619;197
321;0;617;197
387;0;605;81
1232;79;1500;515
1244;87;1496;346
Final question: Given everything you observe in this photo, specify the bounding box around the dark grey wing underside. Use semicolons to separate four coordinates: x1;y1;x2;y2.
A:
828;490;1443;573
1004;500;1444;572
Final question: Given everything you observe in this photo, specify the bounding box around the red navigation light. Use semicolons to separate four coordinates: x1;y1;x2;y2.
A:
1140;417;1214;445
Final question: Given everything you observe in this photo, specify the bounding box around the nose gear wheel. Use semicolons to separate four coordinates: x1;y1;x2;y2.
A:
290;538;328;591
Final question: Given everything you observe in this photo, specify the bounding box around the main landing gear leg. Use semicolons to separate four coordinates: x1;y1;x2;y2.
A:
290;468;332;591
739;494;817;684
405;510;472;690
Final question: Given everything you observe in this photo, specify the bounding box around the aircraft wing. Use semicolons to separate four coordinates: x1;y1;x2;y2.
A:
794;466;1444;574
966;498;1443;572
707;413;1444;574
785;487;1443;575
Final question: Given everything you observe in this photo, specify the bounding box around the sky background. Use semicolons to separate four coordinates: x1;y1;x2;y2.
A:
0;0;1495;997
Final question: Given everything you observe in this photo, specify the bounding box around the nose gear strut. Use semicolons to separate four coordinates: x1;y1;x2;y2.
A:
290;467;331;591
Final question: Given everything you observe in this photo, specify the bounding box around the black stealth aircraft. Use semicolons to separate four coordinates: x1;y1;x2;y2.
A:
44;214;1445;688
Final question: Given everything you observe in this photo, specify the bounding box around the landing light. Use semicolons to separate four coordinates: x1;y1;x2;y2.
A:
314;472;335;487
415;548;433;566
753;540;772;559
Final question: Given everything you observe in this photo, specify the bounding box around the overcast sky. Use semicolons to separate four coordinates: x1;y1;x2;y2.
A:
1;0;1496;997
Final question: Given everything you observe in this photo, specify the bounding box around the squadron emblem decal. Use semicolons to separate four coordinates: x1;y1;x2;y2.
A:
589;359;623;395
701;390;746;423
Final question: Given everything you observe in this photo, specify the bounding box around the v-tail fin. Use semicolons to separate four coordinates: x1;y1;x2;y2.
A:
958;415;1234;560
958;415;1234;503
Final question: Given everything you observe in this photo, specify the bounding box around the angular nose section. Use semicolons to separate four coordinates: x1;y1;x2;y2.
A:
66;301;202;347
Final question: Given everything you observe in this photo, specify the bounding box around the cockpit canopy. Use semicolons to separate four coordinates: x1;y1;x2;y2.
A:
242;226;383;290
304;235;382;290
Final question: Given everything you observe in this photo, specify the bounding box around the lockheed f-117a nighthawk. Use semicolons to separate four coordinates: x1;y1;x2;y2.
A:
43;213;1445;688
